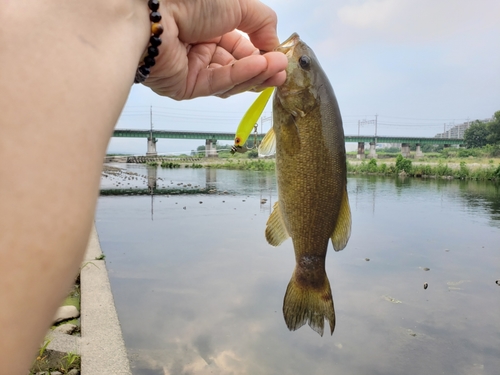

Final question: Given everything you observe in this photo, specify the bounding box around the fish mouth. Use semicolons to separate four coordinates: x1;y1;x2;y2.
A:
275;33;300;57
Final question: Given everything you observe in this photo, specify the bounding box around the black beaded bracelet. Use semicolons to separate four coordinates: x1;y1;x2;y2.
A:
135;0;163;84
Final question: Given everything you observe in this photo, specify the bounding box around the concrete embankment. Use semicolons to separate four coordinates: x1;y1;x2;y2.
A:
46;225;131;375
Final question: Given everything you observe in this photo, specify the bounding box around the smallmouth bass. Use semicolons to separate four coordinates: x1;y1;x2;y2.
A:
259;33;351;336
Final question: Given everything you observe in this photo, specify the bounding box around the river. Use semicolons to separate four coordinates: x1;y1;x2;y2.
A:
96;164;500;375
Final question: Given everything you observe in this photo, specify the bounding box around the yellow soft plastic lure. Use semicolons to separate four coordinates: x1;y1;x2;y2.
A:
231;87;274;154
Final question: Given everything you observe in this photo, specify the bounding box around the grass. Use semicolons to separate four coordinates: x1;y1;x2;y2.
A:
207;158;275;171
30;340;81;374
347;156;500;181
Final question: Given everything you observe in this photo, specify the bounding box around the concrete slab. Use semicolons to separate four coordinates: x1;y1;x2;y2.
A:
80;225;131;375
46;330;80;355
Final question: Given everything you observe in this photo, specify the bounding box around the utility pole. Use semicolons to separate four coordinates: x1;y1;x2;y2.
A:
150;105;153;137
359;116;377;136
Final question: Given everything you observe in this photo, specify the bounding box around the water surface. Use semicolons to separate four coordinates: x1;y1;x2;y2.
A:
96;165;500;375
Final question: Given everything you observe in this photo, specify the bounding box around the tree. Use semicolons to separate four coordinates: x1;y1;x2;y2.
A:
487;110;500;145
463;120;489;148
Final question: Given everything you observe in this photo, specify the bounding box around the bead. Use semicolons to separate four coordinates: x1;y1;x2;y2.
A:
148;0;160;11
138;65;150;77
150;11;162;23
144;55;156;67
147;46;159;57
135;0;162;84
135;69;148;84
150;36;162;47
151;23;164;36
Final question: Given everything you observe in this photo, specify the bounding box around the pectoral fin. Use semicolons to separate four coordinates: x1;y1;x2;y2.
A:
265;202;289;246
258;128;276;156
331;188;351;251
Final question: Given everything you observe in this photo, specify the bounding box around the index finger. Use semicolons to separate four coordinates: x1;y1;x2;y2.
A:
237;0;280;52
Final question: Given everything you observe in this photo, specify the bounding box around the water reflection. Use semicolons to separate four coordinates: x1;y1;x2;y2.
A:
96;169;500;375
101;164;277;198
205;168;217;190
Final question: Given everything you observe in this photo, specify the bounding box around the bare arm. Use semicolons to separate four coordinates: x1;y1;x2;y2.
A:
0;0;286;373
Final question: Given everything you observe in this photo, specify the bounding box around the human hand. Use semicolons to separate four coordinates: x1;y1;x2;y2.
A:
142;0;288;100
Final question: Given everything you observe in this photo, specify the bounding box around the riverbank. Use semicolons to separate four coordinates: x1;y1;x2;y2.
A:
105;155;500;182
347;156;500;181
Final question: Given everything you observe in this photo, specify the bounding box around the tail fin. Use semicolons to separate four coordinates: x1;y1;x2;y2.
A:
283;270;335;336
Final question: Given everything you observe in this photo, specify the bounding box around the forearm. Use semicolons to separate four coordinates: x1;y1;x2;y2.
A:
0;0;149;373
0;0;286;371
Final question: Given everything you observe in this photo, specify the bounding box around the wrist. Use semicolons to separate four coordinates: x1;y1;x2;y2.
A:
135;0;164;83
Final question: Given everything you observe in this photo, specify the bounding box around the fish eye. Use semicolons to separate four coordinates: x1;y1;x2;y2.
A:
298;55;311;70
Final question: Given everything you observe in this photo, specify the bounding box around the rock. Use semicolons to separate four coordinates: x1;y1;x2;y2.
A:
365;258;370;261
67;369;80;375
53;306;79;324
53;323;78;334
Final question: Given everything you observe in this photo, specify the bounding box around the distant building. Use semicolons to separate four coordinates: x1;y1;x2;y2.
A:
434;118;491;139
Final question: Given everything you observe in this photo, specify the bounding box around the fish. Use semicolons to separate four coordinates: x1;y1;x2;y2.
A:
259;33;351;336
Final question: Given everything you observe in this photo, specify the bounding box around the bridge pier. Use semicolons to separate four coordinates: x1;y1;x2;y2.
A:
401;143;411;158
415;143;424;159
146;136;158;156
357;142;365;159
205;139;218;157
368;142;377;159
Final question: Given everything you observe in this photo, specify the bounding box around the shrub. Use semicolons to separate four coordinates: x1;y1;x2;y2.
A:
395;154;412;173
455;161;470;179
247;149;259;158
367;158;378;173
378;163;387;174
458;148;480;158
435;161;453;176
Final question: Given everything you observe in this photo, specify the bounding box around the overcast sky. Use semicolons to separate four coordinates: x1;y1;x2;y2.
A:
108;0;500;155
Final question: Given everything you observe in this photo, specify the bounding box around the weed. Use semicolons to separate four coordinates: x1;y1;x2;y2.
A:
160;161;181;168
38;338;51;361
60;351;81;373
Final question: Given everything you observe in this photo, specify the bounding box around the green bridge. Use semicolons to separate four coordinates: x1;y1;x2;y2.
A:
113;129;463;158
113;129;462;145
